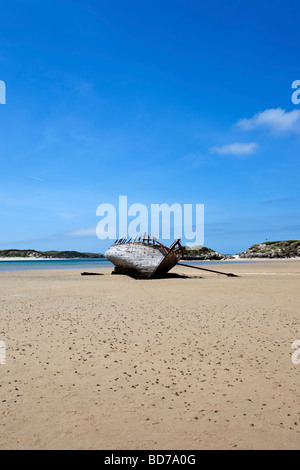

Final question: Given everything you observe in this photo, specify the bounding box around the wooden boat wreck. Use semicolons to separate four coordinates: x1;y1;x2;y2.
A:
104;234;185;279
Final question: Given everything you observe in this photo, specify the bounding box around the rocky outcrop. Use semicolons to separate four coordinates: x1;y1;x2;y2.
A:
239;240;300;259
183;245;233;260
2;240;299;261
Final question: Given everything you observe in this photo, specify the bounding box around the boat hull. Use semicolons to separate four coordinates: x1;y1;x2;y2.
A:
105;238;184;278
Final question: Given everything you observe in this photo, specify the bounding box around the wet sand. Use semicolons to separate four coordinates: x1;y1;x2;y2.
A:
0;260;300;449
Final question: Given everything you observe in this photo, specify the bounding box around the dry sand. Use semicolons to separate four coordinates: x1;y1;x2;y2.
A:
0;260;300;450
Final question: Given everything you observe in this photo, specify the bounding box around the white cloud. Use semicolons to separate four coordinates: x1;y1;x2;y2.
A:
237;108;300;134
210;142;258;156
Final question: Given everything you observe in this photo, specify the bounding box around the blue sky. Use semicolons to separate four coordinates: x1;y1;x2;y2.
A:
0;0;299;254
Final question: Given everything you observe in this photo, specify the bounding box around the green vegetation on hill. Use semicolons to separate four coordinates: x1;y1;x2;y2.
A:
239;240;300;258
1;240;299;260
183;245;228;260
42;250;103;259
0;249;103;259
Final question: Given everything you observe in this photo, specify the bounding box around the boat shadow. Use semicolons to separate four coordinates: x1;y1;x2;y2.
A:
80;271;202;279
81;272;104;276
112;271;202;279
152;272;202;279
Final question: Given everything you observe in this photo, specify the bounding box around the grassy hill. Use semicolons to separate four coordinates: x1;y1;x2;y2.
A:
0;249;103;259
183;245;229;260
239;240;300;258
1;240;299;260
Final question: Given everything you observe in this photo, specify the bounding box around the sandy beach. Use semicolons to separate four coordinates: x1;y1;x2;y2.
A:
0;260;300;450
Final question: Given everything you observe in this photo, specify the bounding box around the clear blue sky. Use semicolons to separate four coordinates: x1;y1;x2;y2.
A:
0;0;299;254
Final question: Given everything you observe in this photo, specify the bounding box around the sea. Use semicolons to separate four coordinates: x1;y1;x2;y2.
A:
0;258;251;272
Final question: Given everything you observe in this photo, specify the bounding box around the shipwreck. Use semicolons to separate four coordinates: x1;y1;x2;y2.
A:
104;234;184;279
104;234;238;279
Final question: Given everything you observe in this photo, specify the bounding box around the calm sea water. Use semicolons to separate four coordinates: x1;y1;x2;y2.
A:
0;258;250;272
0;258;113;272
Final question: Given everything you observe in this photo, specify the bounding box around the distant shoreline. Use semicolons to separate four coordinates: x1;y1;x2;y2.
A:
0;239;299;262
1;256;300;262
0;257;105;262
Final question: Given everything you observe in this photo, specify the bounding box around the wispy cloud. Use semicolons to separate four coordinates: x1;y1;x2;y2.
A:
210;142;258;156
74;81;93;93
66;226;96;237
262;197;292;205
183;152;209;167
58;212;78;219
237;108;300;134
28;175;44;182
66;225;117;239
